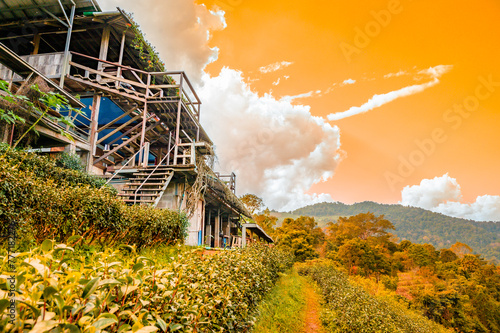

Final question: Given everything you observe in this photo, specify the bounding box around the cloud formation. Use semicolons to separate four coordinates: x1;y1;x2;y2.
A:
199;68;343;211
401;174;500;222
327;65;453;121
100;0;225;82
259;61;294;74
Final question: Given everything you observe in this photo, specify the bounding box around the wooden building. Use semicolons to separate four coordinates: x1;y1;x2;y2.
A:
0;0;273;247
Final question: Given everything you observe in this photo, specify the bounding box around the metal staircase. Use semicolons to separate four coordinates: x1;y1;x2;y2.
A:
117;165;174;207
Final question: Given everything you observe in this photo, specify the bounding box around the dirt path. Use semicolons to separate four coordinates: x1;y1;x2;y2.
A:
303;280;324;333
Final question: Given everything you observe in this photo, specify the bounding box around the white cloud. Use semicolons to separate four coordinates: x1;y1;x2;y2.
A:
327;65;453;121
384;70;408;78
199;68;343;211
259;61;294;74
272;75;291;86
100;0;225;82
342;78;356;85
401;174;500;222
280;90;323;103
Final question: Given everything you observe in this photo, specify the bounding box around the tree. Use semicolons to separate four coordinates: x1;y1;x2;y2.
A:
450;242;473;258
239;193;264;216
274;216;325;261
337;238;391;278
327;212;395;246
254;208;278;236
440;249;459;263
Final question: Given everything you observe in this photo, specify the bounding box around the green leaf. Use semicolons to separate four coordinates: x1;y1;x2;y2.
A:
169;324;183;332
92;317;117;330
117;324;132;333
97;313;118;321
156;318;167;332
43;286;58;299
98;279;122;287
81;277;100;299
0;299;9;314
63;324;80;333
67;235;83;245
54;245;74;255
19;300;41;317
30;320;58;333
135;327;159;333
41;239;54;252
132;262;144;272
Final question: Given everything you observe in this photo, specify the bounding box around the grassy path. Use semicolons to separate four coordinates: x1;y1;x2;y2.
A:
253;268;324;333
303;279;324;333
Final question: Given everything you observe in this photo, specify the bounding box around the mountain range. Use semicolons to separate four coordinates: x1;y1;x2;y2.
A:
281;201;500;262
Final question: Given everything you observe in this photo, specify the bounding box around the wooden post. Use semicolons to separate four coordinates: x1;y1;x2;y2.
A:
116;32;126;78
242;224;247;248
200;200;205;246
139;74;151;165
174;75;184;164
96;25;111;81
86;95;102;171
60;3;75;88
214;210;220;248
142;142;150;167
206;209;212;246
31;34;40;55
167;132;171;165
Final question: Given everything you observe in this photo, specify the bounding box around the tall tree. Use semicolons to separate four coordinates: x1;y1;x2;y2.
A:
275;216;325;261
254;208;278;236
239;193;264;216
327;212;395;246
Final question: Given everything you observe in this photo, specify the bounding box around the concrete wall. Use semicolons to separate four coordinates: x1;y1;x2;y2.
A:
186;199;204;246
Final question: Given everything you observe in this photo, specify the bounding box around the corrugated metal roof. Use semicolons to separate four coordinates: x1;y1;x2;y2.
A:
0;0;100;22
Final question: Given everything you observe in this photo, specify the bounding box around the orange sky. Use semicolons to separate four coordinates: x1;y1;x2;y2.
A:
198;0;500;205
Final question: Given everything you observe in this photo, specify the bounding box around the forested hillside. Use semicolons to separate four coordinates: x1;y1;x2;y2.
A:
291;202;500;262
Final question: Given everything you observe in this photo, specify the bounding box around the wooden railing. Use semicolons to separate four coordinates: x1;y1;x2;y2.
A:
67;52;201;119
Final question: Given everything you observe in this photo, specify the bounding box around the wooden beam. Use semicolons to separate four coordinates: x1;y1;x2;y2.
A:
67;76;146;104
69;61;148;89
96;113;142;144
94;121;159;165
98;25;111;72
97;107;138;133
87;95;101;170
139;74;151;165
116;31;126;80
31;33;40;55
107;114;155;146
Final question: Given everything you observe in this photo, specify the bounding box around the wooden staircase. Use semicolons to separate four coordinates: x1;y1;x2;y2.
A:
117;166;174;207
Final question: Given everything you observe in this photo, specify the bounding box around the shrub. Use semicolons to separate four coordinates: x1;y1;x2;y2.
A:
55;152;84;171
0;147;187;248
0;241;293;332
0;144;110;191
298;262;452;333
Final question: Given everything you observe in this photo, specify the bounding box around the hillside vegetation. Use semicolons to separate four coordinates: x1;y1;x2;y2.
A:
299;262;452;333
291;201;500;262
0;241;293;332
0;145;187;248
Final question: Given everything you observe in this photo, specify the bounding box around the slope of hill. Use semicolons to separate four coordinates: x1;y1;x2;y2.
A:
290;201;500;262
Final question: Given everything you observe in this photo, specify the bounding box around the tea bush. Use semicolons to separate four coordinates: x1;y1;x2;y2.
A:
0;241;293;332
0;146;187;248
55;152;84;172
0;144;109;190
298;262;451;333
